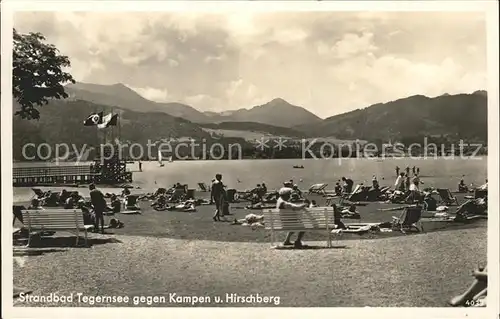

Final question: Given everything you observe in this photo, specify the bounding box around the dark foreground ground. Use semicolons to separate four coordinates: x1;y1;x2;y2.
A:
13;227;486;307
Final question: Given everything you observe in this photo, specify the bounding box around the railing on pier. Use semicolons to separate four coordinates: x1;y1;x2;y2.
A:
12;165;100;186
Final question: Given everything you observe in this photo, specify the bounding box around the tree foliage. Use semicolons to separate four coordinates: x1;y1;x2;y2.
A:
13;28;75;120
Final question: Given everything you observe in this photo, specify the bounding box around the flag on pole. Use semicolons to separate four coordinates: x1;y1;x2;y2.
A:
83;112;104;126
108;114;118;126
98;113;119;129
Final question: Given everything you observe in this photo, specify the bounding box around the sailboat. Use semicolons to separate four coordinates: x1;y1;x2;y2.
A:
158;149;165;167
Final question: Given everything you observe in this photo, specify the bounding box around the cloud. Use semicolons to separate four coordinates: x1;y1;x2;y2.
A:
331;32;378;58
131;86;169;102
13;11;487;118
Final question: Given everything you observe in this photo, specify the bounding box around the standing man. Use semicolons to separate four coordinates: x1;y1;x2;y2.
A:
395;166;400;177
89;184;106;234
211;174;225;221
138;161;143;172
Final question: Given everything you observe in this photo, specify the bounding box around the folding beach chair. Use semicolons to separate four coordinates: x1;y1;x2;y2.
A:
198;183;210;192
124;195;140;210
31;188;45;199
437;188;459;206
308;183;328;195
474;188;487;199
392;206;424;233
347;185;370;202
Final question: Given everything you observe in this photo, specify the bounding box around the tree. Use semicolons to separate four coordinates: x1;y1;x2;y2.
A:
13;28;75;120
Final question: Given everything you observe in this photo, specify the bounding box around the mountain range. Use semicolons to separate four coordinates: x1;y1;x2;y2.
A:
296;90;488;143
65;82;322;127
12;81;488;161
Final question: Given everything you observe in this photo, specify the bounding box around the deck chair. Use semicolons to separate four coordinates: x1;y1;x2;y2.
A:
31;188;45;199
44;192;61;207
198;183;210;192
437;188;459;206
170;188;187;202
392;206;424;233
347;185;370;202
124;195;140;210
474;189;487;199
308;183;328;195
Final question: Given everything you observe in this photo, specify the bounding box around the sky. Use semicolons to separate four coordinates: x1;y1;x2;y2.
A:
14;11;487;118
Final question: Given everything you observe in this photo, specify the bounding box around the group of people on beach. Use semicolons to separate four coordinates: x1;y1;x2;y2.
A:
395;165;420;177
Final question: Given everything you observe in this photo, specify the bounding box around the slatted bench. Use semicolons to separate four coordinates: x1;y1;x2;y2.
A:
263;207;340;248
21;209;94;247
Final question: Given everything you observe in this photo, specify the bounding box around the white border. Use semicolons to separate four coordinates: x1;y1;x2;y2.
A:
1;1;498;319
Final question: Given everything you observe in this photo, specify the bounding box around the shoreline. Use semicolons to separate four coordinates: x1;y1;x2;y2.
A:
12;154;489;166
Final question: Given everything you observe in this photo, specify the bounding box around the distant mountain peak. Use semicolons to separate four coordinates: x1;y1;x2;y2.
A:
111;82;125;87
473;90;487;96
268;97;289;104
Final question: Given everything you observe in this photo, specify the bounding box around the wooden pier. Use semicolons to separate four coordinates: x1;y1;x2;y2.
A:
13;165;100;187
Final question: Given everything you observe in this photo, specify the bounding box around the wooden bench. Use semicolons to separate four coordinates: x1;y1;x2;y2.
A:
263;207;339;248
21;209;94;247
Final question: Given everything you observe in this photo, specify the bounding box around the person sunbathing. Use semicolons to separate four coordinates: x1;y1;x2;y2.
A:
423;193;437;211
455;197;487;221
261;183;268;195
342;177;354;194
292;184;302;197
458;179;469;193
76;200;94;224
334;182;343;196
28;198;44;210
64;195;77;209
154;187;167;197
372;176;380;190
332;204;347;230
58;189;70;205
151;194;171;211
388;189;406;203
110;195;122;214
394;173;405;192
341;204;361;219
170;200;197;212
121;187;131;197
264;191;279;203
44;191;60;207
250;184;263;203
405;180;421;203
231;213;265;229
290;192;304;203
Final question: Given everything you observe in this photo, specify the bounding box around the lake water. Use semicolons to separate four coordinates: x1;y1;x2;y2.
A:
13;157;487;203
